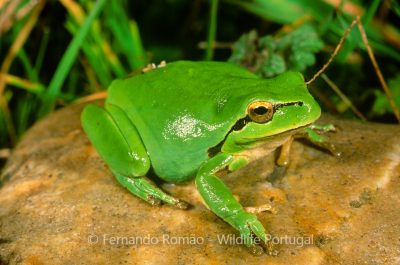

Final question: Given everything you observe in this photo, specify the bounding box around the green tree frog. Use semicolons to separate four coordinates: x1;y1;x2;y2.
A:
81;61;334;255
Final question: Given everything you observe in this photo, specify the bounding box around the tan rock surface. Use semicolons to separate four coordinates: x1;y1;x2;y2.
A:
0;101;399;265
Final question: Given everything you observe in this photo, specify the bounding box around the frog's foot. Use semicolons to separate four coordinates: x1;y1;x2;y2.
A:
225;212;274;256
309;123;337;133
299;126;341;157
174;200;191;209
115;174;190;210
244;203;276;214
146;194;190;209
82;104;190;210
312;140;339;157
146;194;162;206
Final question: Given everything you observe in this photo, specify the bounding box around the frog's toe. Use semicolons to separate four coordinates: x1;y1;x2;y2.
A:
321;142;341;157
147;195;162;206
262;238;278;256
227;212;272;255
239;221;268;256
174;199;191;210
245;203;276;214
246;224;277;256
247;243;264;256
329;144;342;157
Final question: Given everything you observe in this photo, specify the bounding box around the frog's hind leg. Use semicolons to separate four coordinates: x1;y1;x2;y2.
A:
81;103;189;209
114;173;189;209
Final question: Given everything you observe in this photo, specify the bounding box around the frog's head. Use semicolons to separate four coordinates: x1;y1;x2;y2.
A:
222;71;321;153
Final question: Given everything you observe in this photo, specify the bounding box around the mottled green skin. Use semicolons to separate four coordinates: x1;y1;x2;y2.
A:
81;61;322;254
106;61;320;182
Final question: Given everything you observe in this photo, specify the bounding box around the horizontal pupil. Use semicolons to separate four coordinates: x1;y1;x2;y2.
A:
253;106;268;115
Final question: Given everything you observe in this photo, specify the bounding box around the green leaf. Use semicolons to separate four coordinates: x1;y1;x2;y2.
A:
371;74;400;116
229;24;323;77
225;0;400;61
228;30;258;66
260;53;286;77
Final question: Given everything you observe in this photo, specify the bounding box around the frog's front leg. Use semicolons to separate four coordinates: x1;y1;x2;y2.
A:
195;153;273;255
268;124;340;182
267;136;293;183
81;104;188;209
299;125;340;157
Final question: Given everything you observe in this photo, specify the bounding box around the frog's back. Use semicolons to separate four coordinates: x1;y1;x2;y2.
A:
107;61;259;182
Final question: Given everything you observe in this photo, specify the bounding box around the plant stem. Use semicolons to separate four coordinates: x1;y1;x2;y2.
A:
205;0;219;61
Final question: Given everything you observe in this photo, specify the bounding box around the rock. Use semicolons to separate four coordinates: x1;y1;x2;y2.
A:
0;100;399;265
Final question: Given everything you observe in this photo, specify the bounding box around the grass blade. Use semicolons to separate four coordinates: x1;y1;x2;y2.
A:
37;0;106;118
205;0;219;60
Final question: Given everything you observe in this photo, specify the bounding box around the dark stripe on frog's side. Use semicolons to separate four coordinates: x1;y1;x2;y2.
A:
208;116;250;157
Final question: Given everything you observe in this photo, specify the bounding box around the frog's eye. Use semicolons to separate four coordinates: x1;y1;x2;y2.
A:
247;101;274;123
